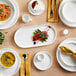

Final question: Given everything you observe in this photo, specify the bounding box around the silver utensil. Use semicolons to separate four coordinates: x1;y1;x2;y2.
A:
50;0;53;18
23;54;27;76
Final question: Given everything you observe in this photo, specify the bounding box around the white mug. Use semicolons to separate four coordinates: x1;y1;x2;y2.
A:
22;14;32;23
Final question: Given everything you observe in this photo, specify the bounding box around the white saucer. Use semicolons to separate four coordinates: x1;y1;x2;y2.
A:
0;0;19;29
33;51;53;70
28;0;45;15
0;48;21;76
59;0;76;27
56;38;76;72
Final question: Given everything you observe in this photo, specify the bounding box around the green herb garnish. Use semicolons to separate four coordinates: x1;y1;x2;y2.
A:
63;47;72;53
40;38;48;42
33;29;41;35
0;32;5;44
39;32;44;38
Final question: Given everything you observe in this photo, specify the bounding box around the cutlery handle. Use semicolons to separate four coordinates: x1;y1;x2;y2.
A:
24;60;26;76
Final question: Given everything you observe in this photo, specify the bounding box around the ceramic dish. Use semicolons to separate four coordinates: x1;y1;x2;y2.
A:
33;51;53;70
28;0;45;15
0;48;21;76
14;24;56;48
59;0;76;27
56;38;76;72
0;0;19;29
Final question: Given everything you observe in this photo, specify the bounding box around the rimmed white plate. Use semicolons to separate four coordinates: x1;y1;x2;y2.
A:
14;24;56;48
0;0;19;29
56;38;76;72
59;0;76;27
28;0;45;15
33;51;53;70
0;48;21;76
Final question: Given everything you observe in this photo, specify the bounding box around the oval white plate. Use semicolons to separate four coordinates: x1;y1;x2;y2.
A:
56;38;76;72
0;0;19;29
59;0;76;27
28;0;45;15
33;51;53;70
0;48;21;76
14;24;56;48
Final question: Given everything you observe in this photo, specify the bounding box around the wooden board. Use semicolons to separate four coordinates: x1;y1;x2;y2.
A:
20;54;31;76
48;0;59;22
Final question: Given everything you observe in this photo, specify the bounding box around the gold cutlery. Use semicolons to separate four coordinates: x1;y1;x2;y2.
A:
50;0;53;18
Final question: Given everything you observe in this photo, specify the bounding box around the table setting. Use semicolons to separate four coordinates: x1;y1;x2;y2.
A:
0;0;76;76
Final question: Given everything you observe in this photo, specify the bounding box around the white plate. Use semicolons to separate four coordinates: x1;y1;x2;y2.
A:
33;51;53;70
28;0;45;15
0;0;19;29
14;24;56;48
0;48;21;76
59;0;76;27
56;38;76;72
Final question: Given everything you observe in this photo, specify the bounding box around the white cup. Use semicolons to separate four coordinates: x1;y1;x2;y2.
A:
37;53;45;62
22;14;32;23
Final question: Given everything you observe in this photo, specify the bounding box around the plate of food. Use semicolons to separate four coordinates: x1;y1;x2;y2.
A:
0;0;19;29
14;24;56;48
59;0;76;27
28;0;45;15
56;38;76;72
0;48;21;76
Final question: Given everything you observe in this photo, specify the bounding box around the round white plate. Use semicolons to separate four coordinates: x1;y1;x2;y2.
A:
0;0;19;29
56;38;76;72
33;51;53;70
28;0;45;15
14;24;56;48
0;48;21;76
59;0;76;27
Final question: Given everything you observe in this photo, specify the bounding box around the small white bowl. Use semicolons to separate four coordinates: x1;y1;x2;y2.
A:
22;14;32;23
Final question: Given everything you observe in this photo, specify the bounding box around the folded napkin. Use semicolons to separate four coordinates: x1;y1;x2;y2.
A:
48;0;59;22
20;54;31;76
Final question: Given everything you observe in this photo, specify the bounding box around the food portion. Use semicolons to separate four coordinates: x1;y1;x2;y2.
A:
33;29;48;44
0;32;5;44
1;52;15;67
60;46;76;59
0;4;11;21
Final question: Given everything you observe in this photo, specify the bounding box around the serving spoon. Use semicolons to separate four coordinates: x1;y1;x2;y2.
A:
23;54;27;76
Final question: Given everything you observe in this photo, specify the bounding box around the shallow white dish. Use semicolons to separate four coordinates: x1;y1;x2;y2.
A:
28;0;45;15
56;38;76;72
59;0;76;27
0;0;19;29
14;24;56;48
33;51;53;70
0;48;21;76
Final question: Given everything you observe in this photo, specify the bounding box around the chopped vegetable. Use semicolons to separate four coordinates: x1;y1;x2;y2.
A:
0;32;5;44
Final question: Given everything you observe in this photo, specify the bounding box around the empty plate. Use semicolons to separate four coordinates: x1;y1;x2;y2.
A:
59;0;76;27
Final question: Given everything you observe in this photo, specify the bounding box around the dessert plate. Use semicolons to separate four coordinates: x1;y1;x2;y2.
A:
33;51;53;70
28;0;45;15
14;24;56;48
59;0;76;27
0;48;21;76
56;38;76;72
0;0;19;29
